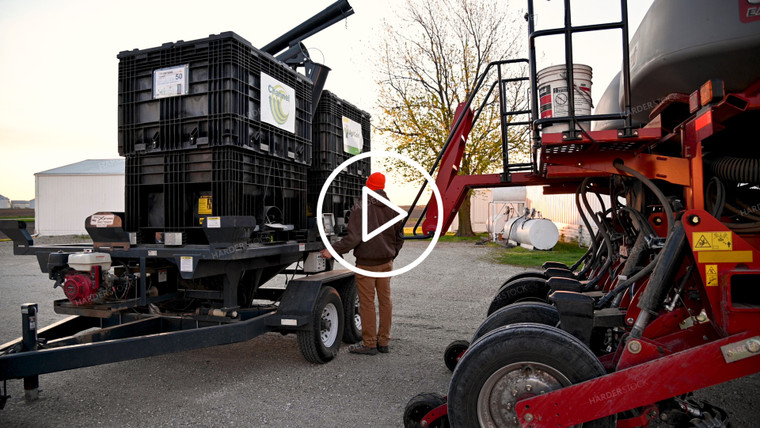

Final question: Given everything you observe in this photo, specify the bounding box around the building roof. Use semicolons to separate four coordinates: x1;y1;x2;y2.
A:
0;194;8;201
36;159;124;175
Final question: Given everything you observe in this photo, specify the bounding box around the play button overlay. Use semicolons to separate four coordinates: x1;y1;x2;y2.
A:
362;187;407;242
317;150;443;278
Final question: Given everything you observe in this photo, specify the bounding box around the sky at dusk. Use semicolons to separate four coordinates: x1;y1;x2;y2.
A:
0;0;653;204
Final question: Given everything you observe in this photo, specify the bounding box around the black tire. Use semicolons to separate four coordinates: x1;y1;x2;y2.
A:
472;301;559;344
403;393;449;428
487;277;550;316
297;286;344;364
497;271;546;292
443;340;470;372
340;281;362;344
448;323;615;427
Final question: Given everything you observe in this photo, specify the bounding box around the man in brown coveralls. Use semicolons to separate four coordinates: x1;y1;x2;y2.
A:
320;172;404;355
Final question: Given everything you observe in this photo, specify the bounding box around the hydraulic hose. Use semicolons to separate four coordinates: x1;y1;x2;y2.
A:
570;232;600;272
631;220;687;338
614;160;674;236
580;179;615;288
597;160;678;309
575;181;602;277
711;156;760;184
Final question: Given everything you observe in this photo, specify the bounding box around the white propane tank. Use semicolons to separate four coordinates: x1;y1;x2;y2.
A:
67;252;113;272
503;217;559;250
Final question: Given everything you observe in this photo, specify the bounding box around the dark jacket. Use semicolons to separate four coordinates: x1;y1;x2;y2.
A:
332;189;404;266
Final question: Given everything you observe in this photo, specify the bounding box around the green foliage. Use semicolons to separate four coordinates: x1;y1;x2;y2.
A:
376;0;530;236
377;0;529;184
491;241;588;268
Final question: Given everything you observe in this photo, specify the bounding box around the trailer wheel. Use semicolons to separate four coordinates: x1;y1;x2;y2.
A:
341;282;362;344
443;340;470;372
448;323;614;427
298;286;344;364
487;277;549;316
472;302;559;344
403;392;449;428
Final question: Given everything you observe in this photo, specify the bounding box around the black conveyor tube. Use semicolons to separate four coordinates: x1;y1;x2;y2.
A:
261;0;354;56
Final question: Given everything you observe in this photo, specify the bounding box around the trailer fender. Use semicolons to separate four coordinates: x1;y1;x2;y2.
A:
268;269;354;330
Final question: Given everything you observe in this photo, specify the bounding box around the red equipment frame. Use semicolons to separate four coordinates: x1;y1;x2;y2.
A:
418;78;760;425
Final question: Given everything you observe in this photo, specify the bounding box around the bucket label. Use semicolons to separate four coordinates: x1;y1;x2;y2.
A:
552;86;592;117
261;72;296;134
342;116;363;155
539;85;553;118
153;65;189;99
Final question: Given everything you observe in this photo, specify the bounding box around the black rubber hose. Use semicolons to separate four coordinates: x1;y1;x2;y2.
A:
614;161;674;236
581;179;614;288
636;220;687;315
571;231;603;273
574;181;601;276
576;181;598;258
711;156;760;184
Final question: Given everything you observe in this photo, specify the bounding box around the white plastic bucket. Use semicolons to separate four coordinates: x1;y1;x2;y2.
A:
537;64;593;134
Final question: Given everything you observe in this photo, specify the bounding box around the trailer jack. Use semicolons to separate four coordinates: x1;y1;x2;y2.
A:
0;380;9;410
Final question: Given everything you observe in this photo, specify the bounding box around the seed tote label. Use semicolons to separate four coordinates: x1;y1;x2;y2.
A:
342;116;363;155
261;72;296;133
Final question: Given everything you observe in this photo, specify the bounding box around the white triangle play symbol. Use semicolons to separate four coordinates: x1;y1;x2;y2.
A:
362;187;407;242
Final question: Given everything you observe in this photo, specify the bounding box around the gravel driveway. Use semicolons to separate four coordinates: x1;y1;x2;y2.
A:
0;239;757;427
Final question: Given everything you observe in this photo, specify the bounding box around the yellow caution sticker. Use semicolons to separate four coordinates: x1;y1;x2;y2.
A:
198;195;213;215
698;251;753;264
692;231;732;251
705;264;718;287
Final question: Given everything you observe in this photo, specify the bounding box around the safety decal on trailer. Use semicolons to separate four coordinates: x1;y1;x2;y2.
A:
198;196;213;215
692;231;732;251
206;217;221;228
705;264;718;287
180;256;193;272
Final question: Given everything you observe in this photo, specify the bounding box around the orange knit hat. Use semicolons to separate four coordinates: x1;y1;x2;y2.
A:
366;172;386;191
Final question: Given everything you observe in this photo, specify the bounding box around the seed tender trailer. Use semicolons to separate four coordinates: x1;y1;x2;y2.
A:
0;0;371;407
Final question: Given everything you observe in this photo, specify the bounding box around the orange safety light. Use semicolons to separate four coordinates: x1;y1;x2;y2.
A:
699;79;725;107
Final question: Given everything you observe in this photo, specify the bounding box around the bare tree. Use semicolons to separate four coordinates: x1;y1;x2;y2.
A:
377;0;529;236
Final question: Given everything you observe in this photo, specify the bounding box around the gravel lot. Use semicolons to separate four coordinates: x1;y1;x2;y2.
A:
0;239;758;427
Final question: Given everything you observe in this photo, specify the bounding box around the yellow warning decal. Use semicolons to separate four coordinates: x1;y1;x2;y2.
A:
698;251;753;264
692;231;732;251
198;195;213;215
705;264;718;287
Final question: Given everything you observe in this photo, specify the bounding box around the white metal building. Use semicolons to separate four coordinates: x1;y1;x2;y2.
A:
35;159;125;235
0;194;9;209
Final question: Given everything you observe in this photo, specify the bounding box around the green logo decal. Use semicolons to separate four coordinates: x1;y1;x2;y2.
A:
268;84;290;125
